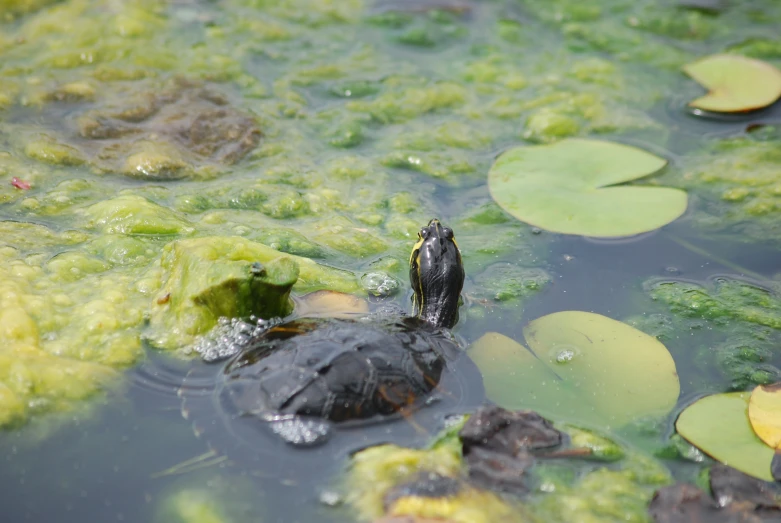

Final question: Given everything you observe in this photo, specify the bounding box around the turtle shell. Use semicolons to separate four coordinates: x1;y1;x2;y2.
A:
220;316;461;425
180;314;483;453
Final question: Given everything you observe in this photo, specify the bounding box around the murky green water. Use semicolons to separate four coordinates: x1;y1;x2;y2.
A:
2;0;781;521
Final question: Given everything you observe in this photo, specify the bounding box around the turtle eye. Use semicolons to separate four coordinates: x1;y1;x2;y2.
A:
443;227;454;240
419;228;430;240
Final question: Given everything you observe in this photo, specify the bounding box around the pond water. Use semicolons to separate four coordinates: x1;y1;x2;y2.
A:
2;0;781;521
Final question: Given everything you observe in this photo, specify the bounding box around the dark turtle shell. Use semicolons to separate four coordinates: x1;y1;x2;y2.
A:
219;315;462;425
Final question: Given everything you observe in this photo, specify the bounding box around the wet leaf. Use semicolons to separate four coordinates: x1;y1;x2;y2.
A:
676;392;775;481
487;139;686;237
469;311;680;427
10;177;31;190
683;54;781;112
293;290;368;319
748;383;781;450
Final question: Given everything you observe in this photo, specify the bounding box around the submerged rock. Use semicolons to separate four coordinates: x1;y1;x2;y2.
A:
459;405;563;493
147;240;298;349
146;236;360;349
30;78;260;179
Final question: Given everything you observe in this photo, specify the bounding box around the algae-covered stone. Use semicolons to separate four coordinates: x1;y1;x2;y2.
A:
30;80;260;179
146;236;360;349
347;443;464;520
80;195;194;235
148;241;298;349
122;141;190;180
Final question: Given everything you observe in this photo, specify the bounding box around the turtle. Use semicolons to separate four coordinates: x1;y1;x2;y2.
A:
179;218;484;451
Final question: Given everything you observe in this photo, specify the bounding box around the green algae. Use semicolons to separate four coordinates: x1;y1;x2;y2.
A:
670;132;781;241
80;195;195;235
155;475;264;523
643;277;781;390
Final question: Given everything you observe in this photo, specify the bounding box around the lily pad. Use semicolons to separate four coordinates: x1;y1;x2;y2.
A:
748;383;781;481
683;54;781;112
487;139;686;238
748;383;781;450
676;392;775;481
469;311;680;427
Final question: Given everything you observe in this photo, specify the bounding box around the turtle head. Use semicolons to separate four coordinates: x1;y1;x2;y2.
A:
409;219;465;329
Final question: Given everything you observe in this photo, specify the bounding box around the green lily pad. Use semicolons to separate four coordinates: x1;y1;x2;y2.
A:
469;311;680;428
683;54;781;113
487;139;687;238
676;392;774;481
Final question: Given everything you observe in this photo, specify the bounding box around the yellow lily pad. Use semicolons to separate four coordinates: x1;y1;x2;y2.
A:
748;382;781;450
683;54;781;112
469;311;680;427
293;290;369;319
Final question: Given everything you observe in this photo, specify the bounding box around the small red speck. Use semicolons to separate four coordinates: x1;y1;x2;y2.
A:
11;177;31;190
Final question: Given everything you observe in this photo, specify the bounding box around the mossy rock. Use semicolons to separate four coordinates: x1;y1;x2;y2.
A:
146;236;360;349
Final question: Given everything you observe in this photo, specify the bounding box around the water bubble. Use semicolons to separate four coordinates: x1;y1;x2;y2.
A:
186;316;281;362
319;490;343;507
555;349;575;363
361;271;401;297
267;417;330;447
